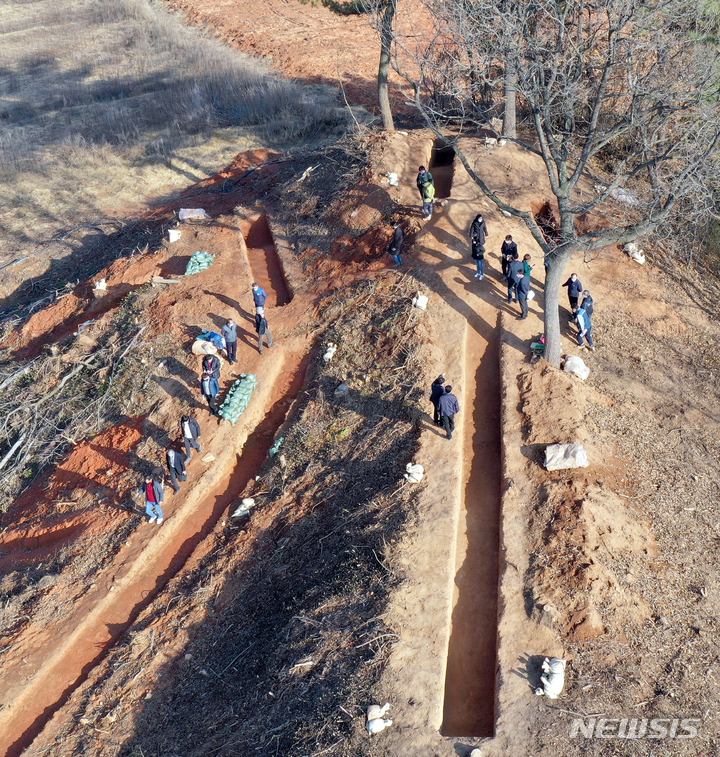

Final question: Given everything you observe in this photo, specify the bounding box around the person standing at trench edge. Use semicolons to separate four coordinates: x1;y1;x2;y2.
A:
438;385;460;440
387;220;405;265
141;471;164;524
429;373;446;427
470;213;488;279
252;282;267;312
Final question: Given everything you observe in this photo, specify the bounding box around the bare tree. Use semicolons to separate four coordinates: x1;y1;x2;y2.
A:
362;0;397;131
392;0;720;365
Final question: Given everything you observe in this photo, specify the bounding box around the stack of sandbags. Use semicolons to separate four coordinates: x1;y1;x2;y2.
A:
219;374;258;425
184;251;215;275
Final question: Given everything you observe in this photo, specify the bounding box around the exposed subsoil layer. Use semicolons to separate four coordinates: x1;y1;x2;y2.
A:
0;216;311;757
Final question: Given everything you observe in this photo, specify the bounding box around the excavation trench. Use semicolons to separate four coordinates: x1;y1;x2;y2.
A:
428;140;456;199
440;318;501;737
1;350;311;757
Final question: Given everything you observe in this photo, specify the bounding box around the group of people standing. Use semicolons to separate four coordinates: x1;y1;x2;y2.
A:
143;282;278;525
141;414;203;524
562;273;595;350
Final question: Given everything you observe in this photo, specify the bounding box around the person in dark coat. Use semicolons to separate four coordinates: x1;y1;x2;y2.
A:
221;319;238;364
141;472;164;524
501;235;517;278
416;166;434;200
255;308;274;355
517;274;531;319
200;372;220;416
387;221;405;265
429;373;446;426
470;213;489;279
202;353;221;380
180;415;202;462
166;446;187;494
579;290;594;318
562;273;583;313
506;253;524;302
252;282;267;311
438;385;460;440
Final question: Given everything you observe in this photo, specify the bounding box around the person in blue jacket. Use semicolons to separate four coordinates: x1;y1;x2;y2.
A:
576;305;595;351
252;282;267;310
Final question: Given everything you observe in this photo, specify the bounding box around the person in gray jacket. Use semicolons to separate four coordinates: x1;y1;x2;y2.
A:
438;385;460;440
166;446;187;494
221;319;238;364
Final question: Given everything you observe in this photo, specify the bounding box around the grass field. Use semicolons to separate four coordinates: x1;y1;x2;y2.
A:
0;0;347;302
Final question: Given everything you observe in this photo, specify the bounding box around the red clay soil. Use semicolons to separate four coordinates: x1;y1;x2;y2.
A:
0;205;317;757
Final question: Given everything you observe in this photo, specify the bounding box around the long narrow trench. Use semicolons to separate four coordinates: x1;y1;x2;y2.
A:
1;224;303;757
245;214;292;307
2;352;311;757
440;309;501;735
428;140;456;199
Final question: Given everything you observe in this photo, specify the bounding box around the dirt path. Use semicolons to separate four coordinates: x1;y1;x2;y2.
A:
0;225;310;757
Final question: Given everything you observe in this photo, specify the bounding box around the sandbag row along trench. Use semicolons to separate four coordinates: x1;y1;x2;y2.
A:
0;212;306;757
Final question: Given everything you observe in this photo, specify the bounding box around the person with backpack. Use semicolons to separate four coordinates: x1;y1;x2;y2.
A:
141;471;165;524
252;282;267;311
166;446;187;494
429;373;446;427
221;319;238;364
470;213;489;279
255;308;274;355
180;414;202;462
200;372;220;416
387;220;405;265
416;166;434;200
501;235;517;278
421;181;435;221
506;253;525;302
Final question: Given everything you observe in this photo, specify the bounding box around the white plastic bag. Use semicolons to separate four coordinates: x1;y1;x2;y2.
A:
544;443;589;471
563;355;590;380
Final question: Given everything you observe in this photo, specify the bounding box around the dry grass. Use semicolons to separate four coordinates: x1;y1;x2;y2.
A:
33;275;430;757
0;0;348;297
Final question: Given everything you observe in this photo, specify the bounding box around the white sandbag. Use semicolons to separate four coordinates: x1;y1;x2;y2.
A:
610;187;639;205
387;172;399;186
412;292;428;310
231;498;256;518
178;208;209;221
168;229;182;242
622;242;646;265
534;657;567;699
191;340;219;356
366;718;393;735
323;343;337;362
563;355;590;380
544;443;588;471
404;463;424;483
367;703;390;721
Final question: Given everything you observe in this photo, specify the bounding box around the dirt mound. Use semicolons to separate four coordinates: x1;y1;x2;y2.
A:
529;481;657;642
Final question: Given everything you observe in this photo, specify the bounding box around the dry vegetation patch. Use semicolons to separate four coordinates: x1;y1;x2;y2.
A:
33;275;430;757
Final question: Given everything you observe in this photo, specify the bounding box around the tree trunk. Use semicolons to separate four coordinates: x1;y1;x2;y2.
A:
502;54;517;138
378;0;395;132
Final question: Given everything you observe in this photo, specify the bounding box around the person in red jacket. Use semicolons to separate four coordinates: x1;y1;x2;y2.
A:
141;472;164;524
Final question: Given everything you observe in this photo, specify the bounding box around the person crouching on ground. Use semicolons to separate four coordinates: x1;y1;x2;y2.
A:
438;385;460;440
141;471;164;524
387;220;405;265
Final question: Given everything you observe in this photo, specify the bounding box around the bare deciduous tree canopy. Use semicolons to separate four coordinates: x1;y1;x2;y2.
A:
390;0;720;364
